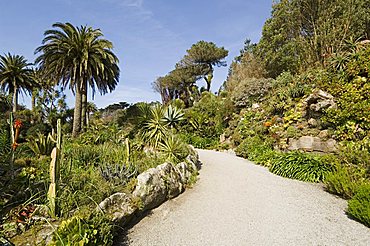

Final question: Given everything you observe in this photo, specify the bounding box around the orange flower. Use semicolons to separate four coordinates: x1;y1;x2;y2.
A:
263;121;272;127
14;119;23;129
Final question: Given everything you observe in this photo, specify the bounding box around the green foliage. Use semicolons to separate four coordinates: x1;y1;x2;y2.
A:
324;164;367;199
184;92;233;139
179;133;218;149
230;78;273;108
159;134;189;162
348;183;370;227
0;127;10;163
27;133;55;157
269;152;333;182
51;214;115;246
235;136;276;166
99;163;138;186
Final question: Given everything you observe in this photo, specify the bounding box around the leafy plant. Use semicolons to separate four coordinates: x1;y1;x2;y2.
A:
235;136;276;166
269;152;333;182
159;134;189;162
51;214;115;246
347;183;370;227
325;164;367;199
27;133;55;156
162;105;184;129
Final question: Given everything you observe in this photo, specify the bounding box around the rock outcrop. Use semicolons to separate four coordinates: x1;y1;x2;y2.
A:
303;90;337;118
288;136;337;153
98;149;200;226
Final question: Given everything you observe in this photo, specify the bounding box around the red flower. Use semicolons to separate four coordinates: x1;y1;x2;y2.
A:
14;119;22;129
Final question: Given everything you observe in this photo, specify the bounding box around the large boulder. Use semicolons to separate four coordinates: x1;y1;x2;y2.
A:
132;167;168;211
97;193;137;225
303;89;337;118
288;136;337;153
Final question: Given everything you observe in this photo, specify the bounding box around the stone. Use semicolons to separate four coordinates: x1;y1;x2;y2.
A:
220;133;226;143
308;118;318;127
133;167;168;210
325;139;338;152
176;162;191;186
288;136;337;153
157;163;182;199
97;193;137;224
318;130;329;139
252;103;260;109
303;89;337;116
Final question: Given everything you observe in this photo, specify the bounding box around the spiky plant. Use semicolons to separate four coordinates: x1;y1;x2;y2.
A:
159;134;189;162
162;105;184;129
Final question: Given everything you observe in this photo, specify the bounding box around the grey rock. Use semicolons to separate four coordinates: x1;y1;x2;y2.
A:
318;130;329;139
157;163;182;199
308;118;318;127
303;89;337;115
288;136;337;153
98;193;137;224
133;167;168;210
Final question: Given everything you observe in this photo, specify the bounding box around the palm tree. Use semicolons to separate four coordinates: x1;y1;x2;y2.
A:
35;22;120;137
0;53;35;112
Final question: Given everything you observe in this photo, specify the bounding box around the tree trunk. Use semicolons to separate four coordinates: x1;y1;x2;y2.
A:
72;85;82;138
31;89;36;124
81;89;87;132
12;86;18;113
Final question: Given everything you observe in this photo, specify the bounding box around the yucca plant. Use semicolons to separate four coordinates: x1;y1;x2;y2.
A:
140;104;167;148
162;105;184;129
27;132;55;156
159;134;189;162
269;151;333;183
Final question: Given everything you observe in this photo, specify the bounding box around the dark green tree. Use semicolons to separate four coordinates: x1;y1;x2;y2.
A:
180;41;228;91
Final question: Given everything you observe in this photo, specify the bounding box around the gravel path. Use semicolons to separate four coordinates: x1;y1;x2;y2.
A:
121;149;370;246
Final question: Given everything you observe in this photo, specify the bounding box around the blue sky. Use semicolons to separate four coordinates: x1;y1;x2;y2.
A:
0;0;272;109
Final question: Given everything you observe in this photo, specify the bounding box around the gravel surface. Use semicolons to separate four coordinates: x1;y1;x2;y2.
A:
120;150;370;246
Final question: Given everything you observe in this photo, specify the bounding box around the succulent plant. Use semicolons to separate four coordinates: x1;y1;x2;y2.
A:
99;163;138;185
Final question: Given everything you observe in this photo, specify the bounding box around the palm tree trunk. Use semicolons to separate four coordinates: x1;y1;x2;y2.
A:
72;85;82;137
12;86;18;113
31;89;36;124
81;82;87;131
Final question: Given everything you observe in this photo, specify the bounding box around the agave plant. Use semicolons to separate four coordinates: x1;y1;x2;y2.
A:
99;163;138;185
27;132;55;156
158;134;189;162
140;104;167;148
162;105;184;129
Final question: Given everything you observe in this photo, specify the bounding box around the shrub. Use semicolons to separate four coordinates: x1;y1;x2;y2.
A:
179;133;218;149
324;164;367;199
159;134;189;162
269;152;333;182
235;136;276;166
51;214;115;246
348;183;370;227
230;78;273;108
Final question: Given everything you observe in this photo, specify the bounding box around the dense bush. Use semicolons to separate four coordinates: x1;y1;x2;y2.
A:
179;133;219;149
347;183;370;227
324;164;367;199
230;78;273;108
235;136;276;166
269;152;333;182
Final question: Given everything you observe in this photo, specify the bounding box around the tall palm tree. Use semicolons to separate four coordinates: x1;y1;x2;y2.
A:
0;53;35;112
35;22;120;137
